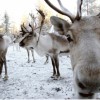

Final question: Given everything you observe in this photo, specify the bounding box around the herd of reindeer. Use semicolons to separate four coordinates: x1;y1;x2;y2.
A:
1;0;100;99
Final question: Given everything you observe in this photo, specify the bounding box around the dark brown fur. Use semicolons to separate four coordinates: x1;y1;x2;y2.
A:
0;49;7;76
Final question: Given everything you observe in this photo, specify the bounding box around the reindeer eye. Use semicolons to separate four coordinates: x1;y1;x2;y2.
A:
66;31;74;42
66;34;73;42
27;35;32;40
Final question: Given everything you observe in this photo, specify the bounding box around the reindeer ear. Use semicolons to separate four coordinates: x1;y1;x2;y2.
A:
50;16;71;35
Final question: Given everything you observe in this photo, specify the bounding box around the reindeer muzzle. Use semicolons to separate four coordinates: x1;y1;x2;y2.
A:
19;41;25;47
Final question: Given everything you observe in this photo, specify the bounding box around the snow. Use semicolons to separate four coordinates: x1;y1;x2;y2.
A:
0;45;100;99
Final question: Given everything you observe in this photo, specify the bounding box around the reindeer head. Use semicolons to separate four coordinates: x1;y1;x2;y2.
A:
44;0;100;98
13;23;29;43
19;23;37;47
19;9;45;48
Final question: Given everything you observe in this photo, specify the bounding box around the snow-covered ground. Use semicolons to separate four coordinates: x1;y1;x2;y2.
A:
0;45;100;99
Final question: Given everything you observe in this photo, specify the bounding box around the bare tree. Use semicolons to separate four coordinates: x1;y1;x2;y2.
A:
29;13;37;28
3;12;10;34
82;0;100;15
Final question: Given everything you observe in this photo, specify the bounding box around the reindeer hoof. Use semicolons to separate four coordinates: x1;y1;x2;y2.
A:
53;75;61;80
51;75;56;78
32;60;36;63
27;61;30;63
3;75;8;81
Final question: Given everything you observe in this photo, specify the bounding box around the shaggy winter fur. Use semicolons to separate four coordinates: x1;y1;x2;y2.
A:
49;16;100;99
44;0;100;98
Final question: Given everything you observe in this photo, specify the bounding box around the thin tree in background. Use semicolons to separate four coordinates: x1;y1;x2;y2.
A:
2;12;15;40
29;13;37;28
3;12;10;34
87;0;89;15
82;0;100;15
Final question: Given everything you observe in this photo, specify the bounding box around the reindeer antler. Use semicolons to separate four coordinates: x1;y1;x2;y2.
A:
36;9;45;34
20;23;31;37
28;9;45;35
36;9;45;20
20;25;25;33
57;0;75;21
75;0;83;20
29;13;35;19
44;0;83;22
23;23;30;32
29;23;34;34
20;23;28;33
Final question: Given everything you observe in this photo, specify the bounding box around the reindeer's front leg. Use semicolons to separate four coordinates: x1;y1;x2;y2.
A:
26;48;30;63
31;49;36;63
51;57;56;78
3;56;8;81
0;60;3;79
54;55;60;79
44;55;49;65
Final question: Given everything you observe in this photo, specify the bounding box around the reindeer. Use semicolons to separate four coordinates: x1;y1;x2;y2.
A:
14;12;38;63
13;24;36;63
0;34;11;80
44;0;100;99
19;9;70;79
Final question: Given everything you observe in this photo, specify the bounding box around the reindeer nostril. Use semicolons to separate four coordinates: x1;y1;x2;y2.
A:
79;92;94;97
20;42;24;47
78;82;86;89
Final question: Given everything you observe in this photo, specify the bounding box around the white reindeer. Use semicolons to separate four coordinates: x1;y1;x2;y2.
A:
19;8;70;79
0;34;11;80
44;0;100;99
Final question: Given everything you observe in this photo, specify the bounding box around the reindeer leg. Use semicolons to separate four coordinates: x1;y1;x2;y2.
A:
0;60;3;79
31;49;36;63
54;55;60;79
3;56;8;81
44;55;49;65
51;57;56;78
26;49;30;63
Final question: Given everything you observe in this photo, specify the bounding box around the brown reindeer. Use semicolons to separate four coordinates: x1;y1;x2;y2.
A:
44;0;100;99
0;34;11;80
